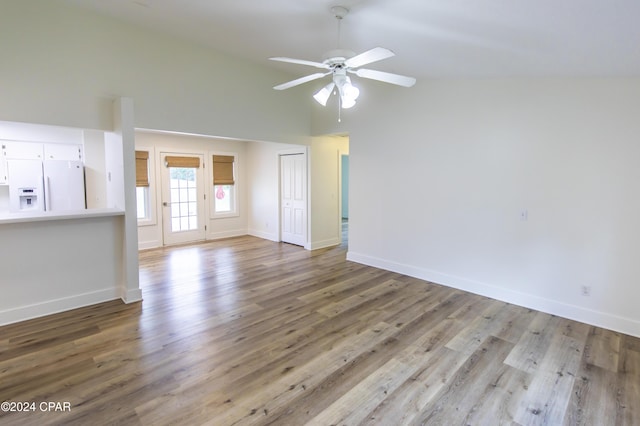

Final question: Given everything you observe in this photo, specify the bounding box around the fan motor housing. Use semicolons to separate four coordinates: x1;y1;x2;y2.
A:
322;49;356;67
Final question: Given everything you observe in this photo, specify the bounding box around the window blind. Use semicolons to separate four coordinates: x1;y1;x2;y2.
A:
165;156;200;168
135;150;149;187
212;155;235;185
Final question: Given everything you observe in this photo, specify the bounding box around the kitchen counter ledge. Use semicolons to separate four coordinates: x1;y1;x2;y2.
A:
0;208;125;225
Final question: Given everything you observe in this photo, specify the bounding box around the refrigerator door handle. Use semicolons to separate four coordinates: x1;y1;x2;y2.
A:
44;176;51;211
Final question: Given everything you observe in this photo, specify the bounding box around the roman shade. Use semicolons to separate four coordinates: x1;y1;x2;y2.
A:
135;150;149;187
165;156;200;168
213;155;235;185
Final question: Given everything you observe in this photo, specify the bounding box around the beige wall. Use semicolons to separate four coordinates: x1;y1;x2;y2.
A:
309;135;349;249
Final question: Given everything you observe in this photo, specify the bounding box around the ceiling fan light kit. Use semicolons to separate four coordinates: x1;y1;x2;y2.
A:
270;5;416;119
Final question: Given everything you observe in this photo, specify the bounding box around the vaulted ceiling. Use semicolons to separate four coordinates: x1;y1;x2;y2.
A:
62;0;640;78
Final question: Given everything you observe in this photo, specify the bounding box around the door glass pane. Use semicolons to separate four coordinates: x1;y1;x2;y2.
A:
169;167;198;232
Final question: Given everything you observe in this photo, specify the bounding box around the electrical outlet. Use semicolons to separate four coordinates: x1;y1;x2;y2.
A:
581;285;591;296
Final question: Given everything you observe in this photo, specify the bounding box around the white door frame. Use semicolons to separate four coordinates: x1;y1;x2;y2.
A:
338;150;349;244
278;147;309;249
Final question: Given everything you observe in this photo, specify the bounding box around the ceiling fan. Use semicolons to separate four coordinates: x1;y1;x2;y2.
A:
270;5;416;111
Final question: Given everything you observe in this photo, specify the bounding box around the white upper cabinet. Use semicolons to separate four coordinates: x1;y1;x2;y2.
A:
44;143;83;161
0;144;7;184
4;141;43;159
0;141;83;185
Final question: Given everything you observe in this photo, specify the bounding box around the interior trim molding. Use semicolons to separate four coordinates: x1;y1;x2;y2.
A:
121;288;143;304
309;237;341;250
0;288;120;327
248;229;279;242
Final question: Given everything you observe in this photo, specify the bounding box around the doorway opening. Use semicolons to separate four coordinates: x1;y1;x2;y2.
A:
340;153;349;246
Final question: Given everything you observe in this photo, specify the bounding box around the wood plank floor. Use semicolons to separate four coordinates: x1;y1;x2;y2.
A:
1;235;639;425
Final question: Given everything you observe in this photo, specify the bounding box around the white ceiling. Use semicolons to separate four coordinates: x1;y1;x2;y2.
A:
62;0;640;79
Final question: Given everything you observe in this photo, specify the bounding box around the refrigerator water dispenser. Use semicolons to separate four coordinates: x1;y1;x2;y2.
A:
18;187;39;210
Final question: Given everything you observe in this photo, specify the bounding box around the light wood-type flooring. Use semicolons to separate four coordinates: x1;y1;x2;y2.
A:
1;234;639;425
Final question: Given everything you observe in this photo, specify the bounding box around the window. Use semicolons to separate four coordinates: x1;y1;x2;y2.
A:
212;154;237;217
135;150;150;220
136;186;149;219
214;184;234;213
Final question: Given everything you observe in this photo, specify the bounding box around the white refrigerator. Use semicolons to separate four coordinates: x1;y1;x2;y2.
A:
8;159;85;212
43;160;86;211
7;159;44;212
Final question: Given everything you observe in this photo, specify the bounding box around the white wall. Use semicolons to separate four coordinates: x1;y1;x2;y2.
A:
83;130;108;209
315;77;640;337
0;99;141;325
246;141;308;242
104;131;125;210
135;131;250;249
0;215;124;325
0;0;311;144
0;121;84;144
0;1;311;325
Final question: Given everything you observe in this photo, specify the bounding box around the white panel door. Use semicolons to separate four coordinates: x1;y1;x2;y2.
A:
281;153;307;246
160;153;206;246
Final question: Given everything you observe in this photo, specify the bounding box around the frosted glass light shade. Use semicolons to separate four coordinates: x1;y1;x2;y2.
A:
313;82;335;106
340;78;359;109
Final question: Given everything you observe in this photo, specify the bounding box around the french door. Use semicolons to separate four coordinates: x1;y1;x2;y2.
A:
160;153;206;246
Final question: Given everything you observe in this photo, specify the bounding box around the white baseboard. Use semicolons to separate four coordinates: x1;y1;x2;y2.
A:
138;240;161;250
121;287;143;303
347;251;640;338
309;237;341;250
248;229;279;242
139;230;261;251
0;288;121;327
206;229;247;240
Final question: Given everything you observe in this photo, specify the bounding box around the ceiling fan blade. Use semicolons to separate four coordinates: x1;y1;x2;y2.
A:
273;72;330;90
352;69;416;87
269;57;329;70
344;47;395;69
